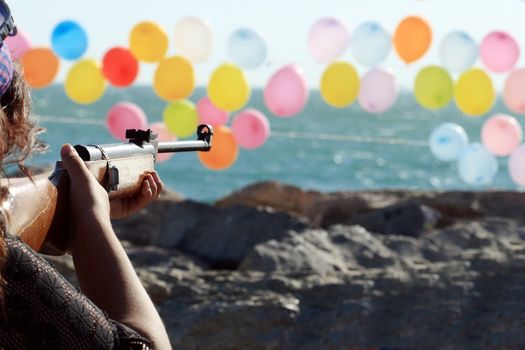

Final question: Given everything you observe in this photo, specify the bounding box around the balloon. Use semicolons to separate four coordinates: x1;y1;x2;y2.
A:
21;47;60;88
481;114;522;156
358;69;398;113
264;64;308;117
457;143;498;185
196;96;229;126
503;68;525;114
51;20;88;60
5;29;31;61
308;17;349;63
149;122;177;162
414;66;453;110
227;28;267;69
129;21;168;62
508;145;525;186
232;109;270;149
106;102;148;141
64;59;106;104
208;63;250;112
480;31;519;73
198;125;238;170
162;100;198;138
439;31;478;73
102;47;139;87
454;68;495;117
173;17;213;63
429;123;469;161
393;16;432;64
350;22;391;67
154;56;195;101
320;61;360;108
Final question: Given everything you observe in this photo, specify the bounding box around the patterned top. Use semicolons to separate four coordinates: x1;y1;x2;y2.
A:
0;234;152;350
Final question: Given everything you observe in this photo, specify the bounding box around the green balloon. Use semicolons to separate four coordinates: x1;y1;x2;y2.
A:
414;66;453;110
163;99;198;138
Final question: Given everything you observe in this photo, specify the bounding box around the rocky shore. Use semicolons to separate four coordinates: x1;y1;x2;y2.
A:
48;181;525;349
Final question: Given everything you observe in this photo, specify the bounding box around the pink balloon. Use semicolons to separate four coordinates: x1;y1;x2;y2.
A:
308;17;349;63
149;122;177;162
264;64;308;117
481;114;522;156
5;30;31;61
358;69;398;113
196;96;229;125
106;102;148;141
480;31;520;73
503;68;525;114
232;109;270;149
509;145;525;185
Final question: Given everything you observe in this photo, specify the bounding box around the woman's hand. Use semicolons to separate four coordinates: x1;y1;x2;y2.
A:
60;144;112;229
109;171;164;219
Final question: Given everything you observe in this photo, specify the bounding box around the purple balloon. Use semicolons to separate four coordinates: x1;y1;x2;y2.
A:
308;17;349;63
480;31;520;73
264;64;309;117
358;69;398;113
509;144;525;186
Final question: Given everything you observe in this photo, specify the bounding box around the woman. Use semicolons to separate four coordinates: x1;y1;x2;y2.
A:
0;7;171;349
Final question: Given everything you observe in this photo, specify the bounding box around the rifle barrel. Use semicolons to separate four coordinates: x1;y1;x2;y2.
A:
158;140;210;153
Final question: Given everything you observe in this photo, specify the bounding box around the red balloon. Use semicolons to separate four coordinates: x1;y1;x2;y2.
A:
102;47;139;87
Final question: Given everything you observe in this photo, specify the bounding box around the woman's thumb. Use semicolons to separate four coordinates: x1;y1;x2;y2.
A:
60;144;90;179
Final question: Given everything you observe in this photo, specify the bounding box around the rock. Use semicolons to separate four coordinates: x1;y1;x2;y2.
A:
240;225;399;273
349;201;442;237
114;199;311;269
215;181;322;217
41;181;525;348
304;194;371;228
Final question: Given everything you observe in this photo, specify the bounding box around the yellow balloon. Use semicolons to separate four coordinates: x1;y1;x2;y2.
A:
454;68;495;117
163;100;198;138
154;56;195;101
129;21;168;62
65;59;106;104
208;63;250;111
414;66;453;110
320;62;360;108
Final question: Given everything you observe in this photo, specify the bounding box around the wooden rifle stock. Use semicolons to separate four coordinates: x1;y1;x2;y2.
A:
0;124;212;254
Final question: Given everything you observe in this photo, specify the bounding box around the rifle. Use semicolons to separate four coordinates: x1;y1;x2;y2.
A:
0;124;213;254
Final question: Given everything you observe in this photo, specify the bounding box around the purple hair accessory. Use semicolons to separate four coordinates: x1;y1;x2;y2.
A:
0;43;13;97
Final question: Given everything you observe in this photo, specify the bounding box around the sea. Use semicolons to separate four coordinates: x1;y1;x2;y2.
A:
28;85;521;202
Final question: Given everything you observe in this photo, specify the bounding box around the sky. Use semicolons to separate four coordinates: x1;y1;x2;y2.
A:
8;0;525;89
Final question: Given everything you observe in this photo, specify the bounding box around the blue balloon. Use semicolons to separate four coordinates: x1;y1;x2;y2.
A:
51;20;88;60
227;28;267;69
429;123;469;161
350;22;391;67
439;31;478;73
457;143;498;185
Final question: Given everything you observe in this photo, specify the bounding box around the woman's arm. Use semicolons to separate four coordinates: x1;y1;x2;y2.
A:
60;144;171;350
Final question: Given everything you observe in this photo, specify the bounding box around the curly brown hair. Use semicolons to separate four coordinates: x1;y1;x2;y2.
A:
0;63;46;301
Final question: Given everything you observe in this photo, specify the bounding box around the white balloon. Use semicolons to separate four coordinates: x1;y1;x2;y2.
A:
457;143;498;185
173;17;213;63
429;123;469;161
439;31;478;73
228;28;267;70
351;22;391;67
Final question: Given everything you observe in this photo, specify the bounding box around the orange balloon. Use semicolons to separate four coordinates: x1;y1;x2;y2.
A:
21;47;60;88
393;16;432;64
198;125;238;170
